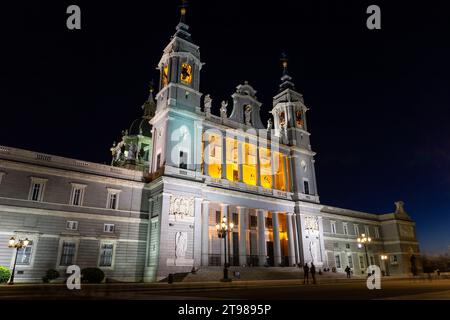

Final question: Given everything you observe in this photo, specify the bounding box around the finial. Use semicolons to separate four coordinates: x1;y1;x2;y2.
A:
280;51;289;76
179;0;189;23
149;80;155;93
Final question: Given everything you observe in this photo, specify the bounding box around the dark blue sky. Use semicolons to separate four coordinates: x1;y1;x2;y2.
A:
1;1;449;252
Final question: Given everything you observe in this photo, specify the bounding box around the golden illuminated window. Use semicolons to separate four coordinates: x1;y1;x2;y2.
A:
180;63;192;84
296;110;304;127
226;138;239;182
162;65;169;87
206;134;222;178
279;112;286;127
259;147;272;189
243;143;257;186
273;152;287;191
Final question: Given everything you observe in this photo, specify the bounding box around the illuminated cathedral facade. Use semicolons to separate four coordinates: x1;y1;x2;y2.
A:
0;6;420;283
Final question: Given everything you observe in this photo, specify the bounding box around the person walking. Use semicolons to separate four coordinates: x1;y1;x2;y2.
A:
303;263;310;284
310;262;317;284
345;266;351;278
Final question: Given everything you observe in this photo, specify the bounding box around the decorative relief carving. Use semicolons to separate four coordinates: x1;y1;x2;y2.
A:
304;216;319;232
175;231;188;258
169;195;195;220
399;224;414;238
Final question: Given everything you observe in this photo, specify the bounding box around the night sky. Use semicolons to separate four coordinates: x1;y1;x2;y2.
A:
1;1;449;252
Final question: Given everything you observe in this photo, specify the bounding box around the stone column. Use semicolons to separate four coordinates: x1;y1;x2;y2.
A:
311;159;318;195
193;197;203;266
257;209;267;266
292;213;301;265
203;132;209;176
237;206;247;266
283;155;289;191
271;151;276;189
195;124;203;172
286;212;296;266
238;139;243;182
221;134;227;179
272;211;282;266
256;142;261;186
201;200;210;266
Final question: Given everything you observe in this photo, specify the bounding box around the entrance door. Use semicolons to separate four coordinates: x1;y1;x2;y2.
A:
266;241;274;266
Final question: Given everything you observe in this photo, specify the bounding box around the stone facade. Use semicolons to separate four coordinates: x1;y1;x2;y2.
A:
0;7;420;283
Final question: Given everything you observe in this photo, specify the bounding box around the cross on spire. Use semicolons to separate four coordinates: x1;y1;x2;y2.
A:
279;51;295;91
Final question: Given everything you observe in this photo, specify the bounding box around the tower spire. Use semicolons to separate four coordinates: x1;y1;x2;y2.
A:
174;0;192;41
279;52;295;91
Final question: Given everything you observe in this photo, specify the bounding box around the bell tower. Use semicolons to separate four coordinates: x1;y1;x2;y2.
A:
150;1;204;175
271;54;319;201
155;0;203;114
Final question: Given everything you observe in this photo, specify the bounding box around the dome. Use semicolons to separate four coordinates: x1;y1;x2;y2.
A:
129;117;152;137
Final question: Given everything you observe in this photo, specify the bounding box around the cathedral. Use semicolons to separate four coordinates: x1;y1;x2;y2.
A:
0;5;420;283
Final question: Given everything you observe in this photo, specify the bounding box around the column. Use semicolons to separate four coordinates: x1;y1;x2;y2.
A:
195;124;203;172
270;151;275;189
203;132;209;176
221;134;227;179
256;142;261;186
237;139;243;182
220;204;228;265
201;200;210;266
286;212;296;266
272;211;282;266
193;197;203;266
283;155;289;192
311;159;318;195
292;213;301;265
257;209;267;266
237;206;247;266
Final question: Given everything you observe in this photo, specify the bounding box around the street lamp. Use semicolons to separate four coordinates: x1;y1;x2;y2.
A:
216;216;234;282
357;233;371;268
8;236;30;285
380;254;389;276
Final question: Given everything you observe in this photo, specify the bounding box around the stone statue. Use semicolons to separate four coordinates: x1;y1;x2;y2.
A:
220;100;228;119
245;105;252;125
309;240;318;263
395;201;405;214
267;118;273;131
204;94;212;117
127;142;137;161
175;232;188;259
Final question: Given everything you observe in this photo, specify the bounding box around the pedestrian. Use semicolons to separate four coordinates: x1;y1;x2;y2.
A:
310;263;316;284
303;263;310;284
345;266;351;278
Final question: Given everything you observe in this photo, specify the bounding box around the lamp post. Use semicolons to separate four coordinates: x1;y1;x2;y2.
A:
381;254;389;276
357;233;371;268
8;236;30;285
216;216;234;282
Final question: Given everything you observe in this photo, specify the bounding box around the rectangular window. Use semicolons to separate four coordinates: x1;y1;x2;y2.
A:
250;216;257;228
265;217;273;229
390;255;398;265
331;221;336;234
354;224;360;236
215;211;221;224
232;213;239;226
59;241;76;266
16;242;33;265
99;243;114;267
70;184;86;206
348;255;353;269
179;151;187;169
28;178;47;202
335;254;341;269
107;189;121;210
156;153;161;170
359;255;365;269
303;180;310;195
364;226;370;237
66;221;78;231
374;227;380;239
103;224;115;233
343;223;348;235
345;243;350;249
